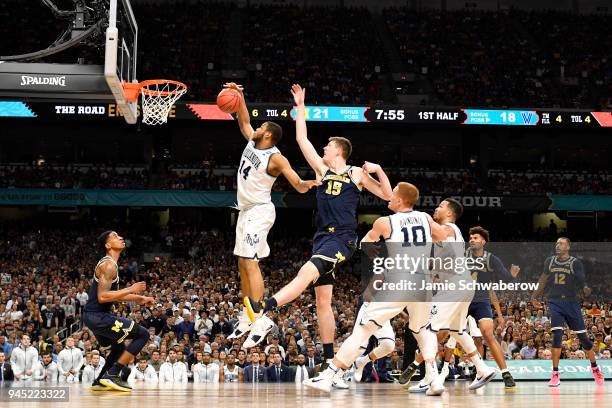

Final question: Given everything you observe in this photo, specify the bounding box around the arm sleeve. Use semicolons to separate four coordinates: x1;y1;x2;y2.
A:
146;367;158;382
490;255;513;281
181;363;188;382
73;350;83;372
29;349;39;371
127;367;137;382
10;350;22;375
57;351;67;375
192;365;200;383
82;367;92;384
32;363;44;380
158;364;167;382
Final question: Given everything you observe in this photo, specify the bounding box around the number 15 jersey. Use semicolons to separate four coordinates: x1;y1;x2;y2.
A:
237;140;280;210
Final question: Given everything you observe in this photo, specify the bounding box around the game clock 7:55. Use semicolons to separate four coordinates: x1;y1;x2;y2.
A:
374;109;405;121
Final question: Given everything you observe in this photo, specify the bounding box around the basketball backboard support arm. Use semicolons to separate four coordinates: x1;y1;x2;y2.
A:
104;0;138;124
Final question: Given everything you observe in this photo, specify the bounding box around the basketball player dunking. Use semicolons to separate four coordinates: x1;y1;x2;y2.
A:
243;85;393;378
304;183;447;394
82;231;154;392
531;237;605;387
222;83;319;341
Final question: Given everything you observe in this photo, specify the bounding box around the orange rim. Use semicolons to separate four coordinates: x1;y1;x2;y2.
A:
123;79;188;102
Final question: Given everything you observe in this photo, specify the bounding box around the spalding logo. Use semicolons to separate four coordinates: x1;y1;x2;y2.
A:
20;76;67;87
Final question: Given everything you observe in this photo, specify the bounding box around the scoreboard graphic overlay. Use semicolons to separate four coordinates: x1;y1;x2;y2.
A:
0;100;610;128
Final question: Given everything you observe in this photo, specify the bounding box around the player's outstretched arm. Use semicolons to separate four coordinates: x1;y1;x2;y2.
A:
269;153;320;193
291;84;326;176
357;162;392;200
97;261;147;303
224;82;254;141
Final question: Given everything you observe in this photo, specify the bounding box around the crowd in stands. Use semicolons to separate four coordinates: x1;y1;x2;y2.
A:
384;9;611;109
0;223;610;385
3;1;609;108
0;165;150;190
488;169;612;195
241;5;384;105
135;1;235;102
3;163;612;196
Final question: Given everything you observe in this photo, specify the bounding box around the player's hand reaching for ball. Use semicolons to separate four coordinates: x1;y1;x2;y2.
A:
291;84;306;106
531;299;542;309
129;281;146;293
224;82;244;94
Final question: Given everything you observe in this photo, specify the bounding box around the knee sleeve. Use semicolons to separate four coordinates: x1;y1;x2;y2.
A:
126;325;149;355
552;329;563;348
372;338;395;360
310;256;337;276
450;331;477;355
576;332;593;350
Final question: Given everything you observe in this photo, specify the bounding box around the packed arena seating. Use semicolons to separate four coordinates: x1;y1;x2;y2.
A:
240;5;384;105
0;222;610;383
3;163;612;195
3;1;610;108
383;9;611;109
135;1;235;102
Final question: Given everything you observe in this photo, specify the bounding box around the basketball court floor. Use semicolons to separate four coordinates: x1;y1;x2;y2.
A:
2;382;609;408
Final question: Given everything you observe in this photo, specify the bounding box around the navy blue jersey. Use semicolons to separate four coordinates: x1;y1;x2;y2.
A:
466;249;514;303
315;167;361;232
83;256;119;314
544;255;585;301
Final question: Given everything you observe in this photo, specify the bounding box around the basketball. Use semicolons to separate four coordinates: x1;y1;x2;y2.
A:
217;88;241;113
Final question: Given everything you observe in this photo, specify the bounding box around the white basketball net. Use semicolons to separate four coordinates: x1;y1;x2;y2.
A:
140;81;187;126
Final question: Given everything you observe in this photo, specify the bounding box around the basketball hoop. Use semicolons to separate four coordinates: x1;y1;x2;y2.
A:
124;79;188;126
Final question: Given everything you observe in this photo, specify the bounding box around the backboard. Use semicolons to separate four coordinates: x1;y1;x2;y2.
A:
0;0;139;124
104;0;138;124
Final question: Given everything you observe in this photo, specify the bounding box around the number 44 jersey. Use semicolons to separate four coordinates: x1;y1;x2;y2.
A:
237;140;280;210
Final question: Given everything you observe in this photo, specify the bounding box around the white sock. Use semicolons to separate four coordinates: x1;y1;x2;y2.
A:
424;360;438;383
501;368;509;374
328;362;344;376
470;353;488;375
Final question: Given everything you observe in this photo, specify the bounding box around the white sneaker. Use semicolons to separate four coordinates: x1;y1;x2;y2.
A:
468;367;496;390
332;374;350;389
426;375;445;396
227;309;252;340
440;364;449;381
353;356;370;383
243;314;275;348
304;368;336;393
408;379;430;393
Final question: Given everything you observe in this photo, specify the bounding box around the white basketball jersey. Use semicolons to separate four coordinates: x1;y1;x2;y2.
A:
237;140;280;210
387;211;433;275
433;222;466;278
443;223;464;244
387;210;432;244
